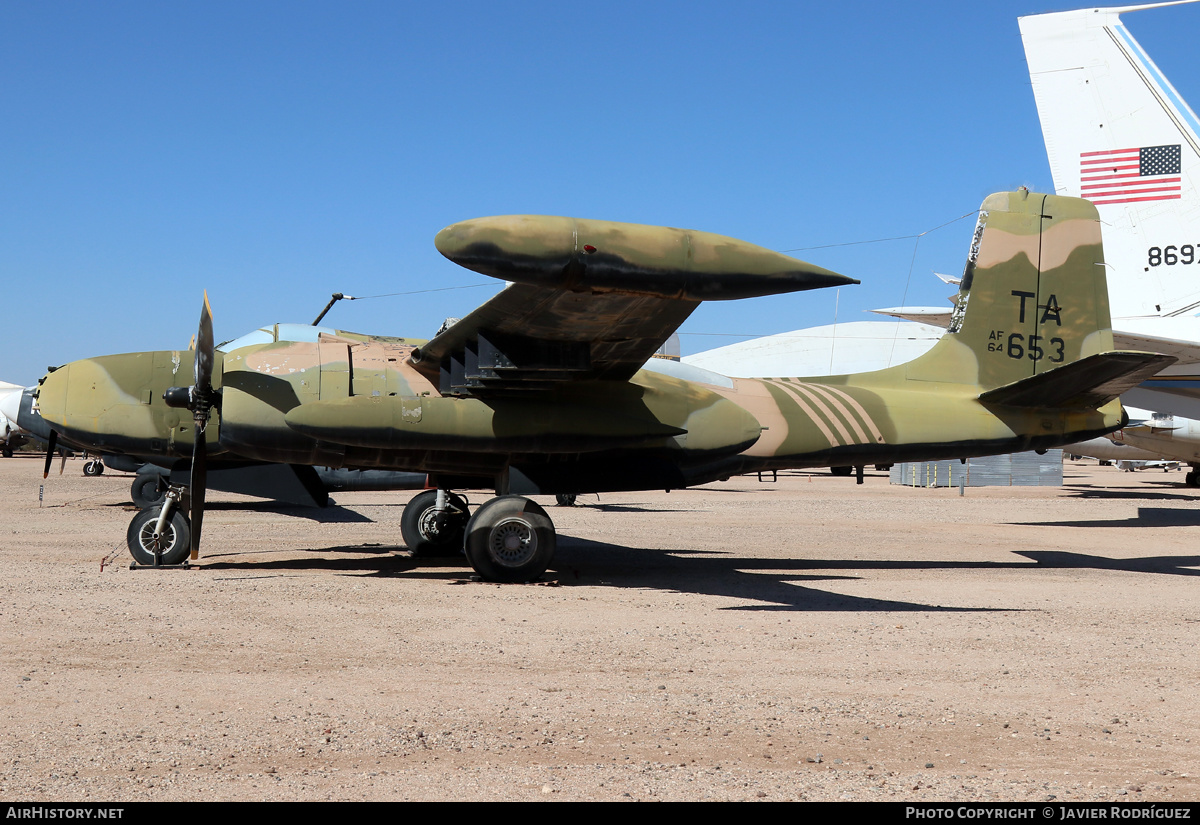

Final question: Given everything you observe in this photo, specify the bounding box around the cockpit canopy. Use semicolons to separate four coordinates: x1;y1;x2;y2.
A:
218;323;336;353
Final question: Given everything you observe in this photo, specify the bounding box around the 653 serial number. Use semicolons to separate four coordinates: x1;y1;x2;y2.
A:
1148;246;1197;266
987;332;1066;362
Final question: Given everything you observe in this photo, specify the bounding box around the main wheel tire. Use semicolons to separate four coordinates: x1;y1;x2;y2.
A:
830;466;853;477
401;490;468;557
126;506;191;566
83;460;104;477
131;475;167;509
555;493;577;507
2;447;12;458
464;496;555;583
1187;471;1199;488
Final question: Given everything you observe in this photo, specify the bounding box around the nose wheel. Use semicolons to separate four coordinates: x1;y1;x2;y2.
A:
126;495;192;567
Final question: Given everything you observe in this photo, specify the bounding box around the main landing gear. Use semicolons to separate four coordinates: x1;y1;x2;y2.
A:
131;472;168;509
1186;467;1200;488
400;489;470;557
401;491;557;583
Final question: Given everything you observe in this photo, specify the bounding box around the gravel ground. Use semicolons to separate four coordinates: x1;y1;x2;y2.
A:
1;455;1198;801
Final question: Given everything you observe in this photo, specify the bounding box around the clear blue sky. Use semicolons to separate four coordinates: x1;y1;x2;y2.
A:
3;0;1199;385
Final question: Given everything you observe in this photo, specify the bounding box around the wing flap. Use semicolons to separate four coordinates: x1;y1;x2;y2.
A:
978;351;1177;409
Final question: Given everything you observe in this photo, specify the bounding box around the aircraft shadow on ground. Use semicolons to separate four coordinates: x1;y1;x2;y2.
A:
200;535;1028;613
196;506;1200;607
589;503;695;514
1016;506;1200;529
551;537;1013;613
201;547;421;576
1061;483;1196;501
1012;550;1200;576
1001;506;1200;575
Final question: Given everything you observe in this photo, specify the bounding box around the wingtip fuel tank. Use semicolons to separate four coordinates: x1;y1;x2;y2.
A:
434;215;858;301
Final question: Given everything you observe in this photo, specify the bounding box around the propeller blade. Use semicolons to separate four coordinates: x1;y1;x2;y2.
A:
43;430;57;479
189;291;214;561
189;424;206;560
194;291;214;394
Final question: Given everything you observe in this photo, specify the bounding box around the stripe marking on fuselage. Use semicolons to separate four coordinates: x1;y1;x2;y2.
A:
765;380;840;447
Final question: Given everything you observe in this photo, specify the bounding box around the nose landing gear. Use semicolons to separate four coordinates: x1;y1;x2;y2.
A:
126;487;192;567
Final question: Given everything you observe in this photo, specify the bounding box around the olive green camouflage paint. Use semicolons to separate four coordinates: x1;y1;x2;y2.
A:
434;215;857;301
221;336;760;466
34;192;1149;496
417;217;858;386
36;349;217;457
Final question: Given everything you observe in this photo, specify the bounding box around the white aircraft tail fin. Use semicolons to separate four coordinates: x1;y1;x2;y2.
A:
1019;2;1200;318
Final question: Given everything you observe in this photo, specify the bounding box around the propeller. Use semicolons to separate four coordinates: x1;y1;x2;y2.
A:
42;429;57;479
163;292;218;560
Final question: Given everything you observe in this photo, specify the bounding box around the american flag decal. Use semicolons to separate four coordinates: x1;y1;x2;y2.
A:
1079;145;1182;205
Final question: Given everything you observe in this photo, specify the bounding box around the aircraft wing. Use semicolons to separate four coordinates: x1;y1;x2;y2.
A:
411;215;857;394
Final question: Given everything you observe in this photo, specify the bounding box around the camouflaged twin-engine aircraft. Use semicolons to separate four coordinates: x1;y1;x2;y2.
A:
34;190;1172;581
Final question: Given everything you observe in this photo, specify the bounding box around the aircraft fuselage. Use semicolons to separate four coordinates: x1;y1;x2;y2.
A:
35;332;1125;496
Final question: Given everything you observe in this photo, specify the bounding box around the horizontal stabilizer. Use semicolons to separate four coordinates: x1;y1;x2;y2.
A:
869;306;952;328
978;352;1177;409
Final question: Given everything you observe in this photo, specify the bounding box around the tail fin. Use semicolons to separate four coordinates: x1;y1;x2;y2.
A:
905;189;1170;402
1019;3;1200;318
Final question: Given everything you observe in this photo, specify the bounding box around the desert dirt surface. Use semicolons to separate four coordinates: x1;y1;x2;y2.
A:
1;455;1199;802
